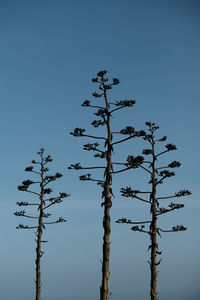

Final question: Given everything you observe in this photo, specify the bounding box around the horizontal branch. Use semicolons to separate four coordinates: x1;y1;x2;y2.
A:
43;221;59;225
112;135;134;146
121;187;151;204
82;134;106;140
158;225;186;233
21;214;38;219
113;161;150;166
43;200;62;210
134;195;151;204
16;224;38;229
30;170;40;175
91;148;105;154
26;190;40;197
14;211;39;219
156;150;168;158
110;105;127;114
156;204;184;216
89;178;104;184
157;195;177;200
155;171;175;185
79;166;106;170
158;228;176;233
137;191;151;194
155;144;177;158
116;218;151;225
156;166;169;170
16;202;39;206
78;173;104;184
43;193;69;205
84;104;105;110
112;167;131;174
43;218;66;225
131;226;150;234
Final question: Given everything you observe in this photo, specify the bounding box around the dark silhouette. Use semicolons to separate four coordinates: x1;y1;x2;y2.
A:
116;122;191;300
14;148;69;300
69;70;145;300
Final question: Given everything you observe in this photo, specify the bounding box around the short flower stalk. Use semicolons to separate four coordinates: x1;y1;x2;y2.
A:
14;148;69;300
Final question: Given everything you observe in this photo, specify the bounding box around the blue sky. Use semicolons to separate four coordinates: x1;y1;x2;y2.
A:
0;0;199;299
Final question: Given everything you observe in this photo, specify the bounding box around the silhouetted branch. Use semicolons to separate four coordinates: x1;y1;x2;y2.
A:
156;144;177;158
156;203;184;216
43;199;63;210
120;187;151;204
112;167;131;174
156;171;175;185
16;224;38;229
16;201;39;206
156;161;181;170
83;143;105;154
116;218;151;225
81;100;104;109
139;164;152;175
43;217;66;225
14;210;39;219
25;190;41;197
157;189;191;200
110;100;136;114
68;163;106;170
111;130;145;146
131;226;150;234
175;189;192;197
158;225;187;233
79;174;104;186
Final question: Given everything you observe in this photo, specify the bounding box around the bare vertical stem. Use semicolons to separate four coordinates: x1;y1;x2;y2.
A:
150;135;158;300
35;151;44;300
100;76;112;300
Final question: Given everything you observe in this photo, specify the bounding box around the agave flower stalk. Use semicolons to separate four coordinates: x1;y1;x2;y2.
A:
117;122;191;300
14;148;69;300
69;70;145;300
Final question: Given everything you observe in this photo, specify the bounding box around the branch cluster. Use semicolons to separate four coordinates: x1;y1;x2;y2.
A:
117;122;192;270
15;149;69;231
126;155;144;168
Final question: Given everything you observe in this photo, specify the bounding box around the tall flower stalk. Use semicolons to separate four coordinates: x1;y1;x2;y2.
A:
69;70;144;300
117;122;191;300
14;148;69;300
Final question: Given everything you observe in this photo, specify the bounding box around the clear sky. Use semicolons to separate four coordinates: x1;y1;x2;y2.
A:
0;0;199;299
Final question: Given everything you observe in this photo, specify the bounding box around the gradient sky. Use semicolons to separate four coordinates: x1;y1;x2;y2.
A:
0;1;199;299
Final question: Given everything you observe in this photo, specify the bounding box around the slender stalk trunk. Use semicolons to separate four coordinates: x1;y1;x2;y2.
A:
35;215;42;300
100;185;111;300
35;157;44;300
150;141;158;300
100;83;112;300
